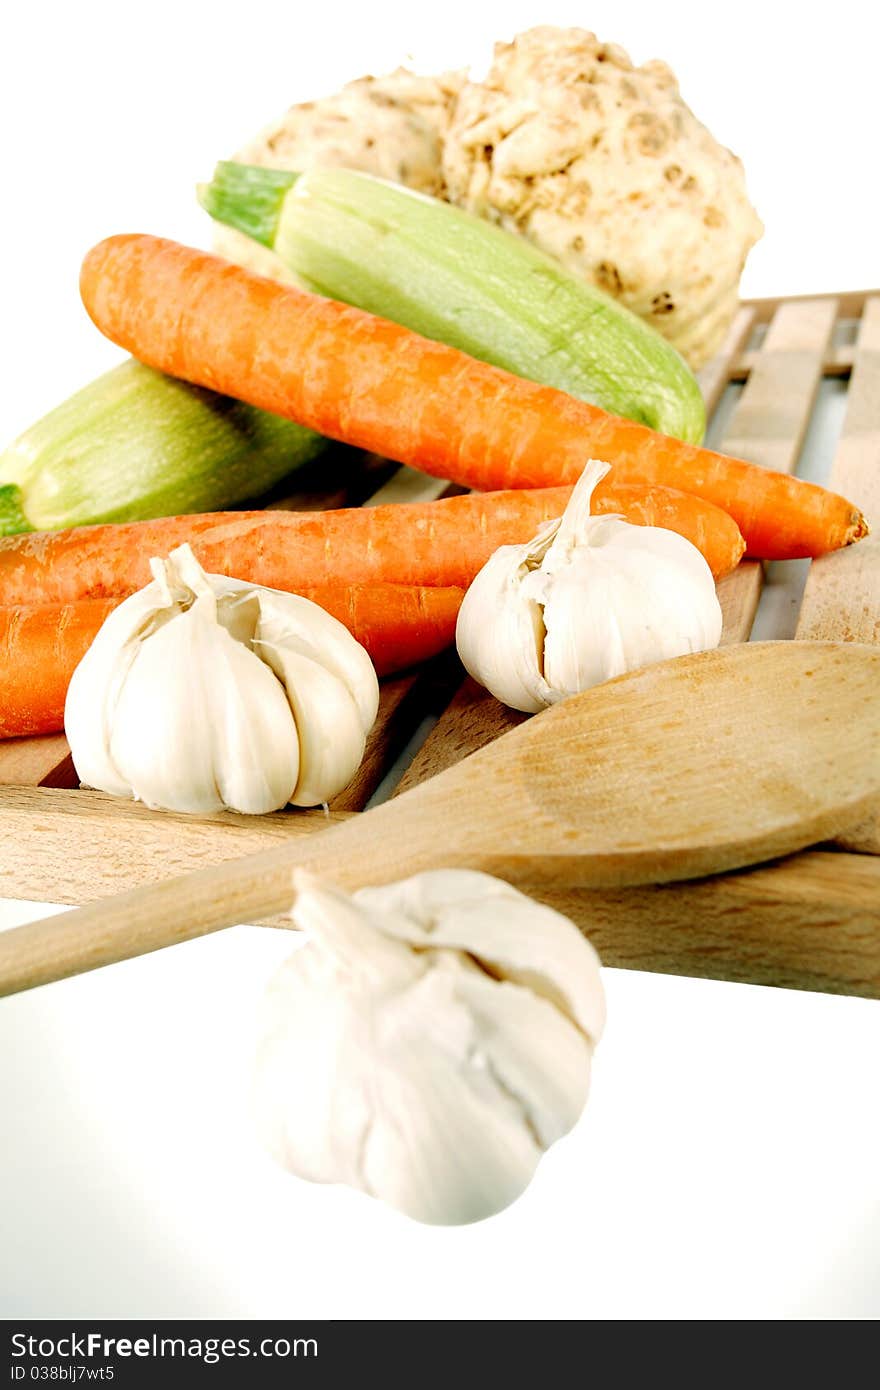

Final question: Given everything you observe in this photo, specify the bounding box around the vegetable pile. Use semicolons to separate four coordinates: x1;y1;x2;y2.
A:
0;27;869;765
0;22;872;1229
0;222;868;743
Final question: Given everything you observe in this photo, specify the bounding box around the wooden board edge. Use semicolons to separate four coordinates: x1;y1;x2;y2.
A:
743;288;876;322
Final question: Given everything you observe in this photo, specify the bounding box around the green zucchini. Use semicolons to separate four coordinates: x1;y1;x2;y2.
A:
0;359;329;534
200;161;706;445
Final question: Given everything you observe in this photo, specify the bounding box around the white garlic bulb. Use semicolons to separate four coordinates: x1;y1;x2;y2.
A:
456;459;722;713
64;544;379;814
254;868;605;1226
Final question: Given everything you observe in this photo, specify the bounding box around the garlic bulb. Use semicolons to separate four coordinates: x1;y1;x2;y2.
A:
456;459;722;712
64;544;379;814
254;868;605;1226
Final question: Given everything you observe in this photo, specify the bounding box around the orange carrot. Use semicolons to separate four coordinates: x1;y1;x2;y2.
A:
0;584;465;739
80;234;867;560
0;484;742;611
0;598;117;738
309;583;464;677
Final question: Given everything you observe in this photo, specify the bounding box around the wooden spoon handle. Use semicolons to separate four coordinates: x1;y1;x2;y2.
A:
0;796;410;996
0;773;550;994
2;839;877;1000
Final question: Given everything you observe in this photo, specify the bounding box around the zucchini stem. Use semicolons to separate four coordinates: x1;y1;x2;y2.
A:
198;161;299;249
0;484;33;536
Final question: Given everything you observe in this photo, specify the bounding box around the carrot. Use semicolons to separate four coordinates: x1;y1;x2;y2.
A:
0;584;465;739
80;234;867;560
310;583;464;677
593;484;744;578
0;483;743;613
0;598;117;738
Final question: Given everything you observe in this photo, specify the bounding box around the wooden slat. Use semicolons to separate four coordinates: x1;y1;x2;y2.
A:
331;655;464;811
731;342;853;382
722;297;839;470
395;679;524;796
743;288;874;323
796;297;880;644
794;296;880;855
696;305;756;415
717;567;762;645
328;675;420;812
0;734;75;788
714;297;839;642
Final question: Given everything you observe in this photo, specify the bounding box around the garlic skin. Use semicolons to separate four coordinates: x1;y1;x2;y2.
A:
456;459;722;713
254;869;605;1226
64;545;379;814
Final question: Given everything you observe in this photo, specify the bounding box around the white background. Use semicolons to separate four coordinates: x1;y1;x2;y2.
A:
1;0;879;1321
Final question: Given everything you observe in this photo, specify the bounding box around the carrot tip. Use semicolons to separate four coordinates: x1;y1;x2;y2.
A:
848;511;870;544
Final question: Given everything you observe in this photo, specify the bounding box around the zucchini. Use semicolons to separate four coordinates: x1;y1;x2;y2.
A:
200;162;706;445
0;359;329;534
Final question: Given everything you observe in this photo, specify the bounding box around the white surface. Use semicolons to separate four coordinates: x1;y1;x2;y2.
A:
2;0;879;1321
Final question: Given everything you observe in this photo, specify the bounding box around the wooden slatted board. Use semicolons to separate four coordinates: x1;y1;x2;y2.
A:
1;289;878;998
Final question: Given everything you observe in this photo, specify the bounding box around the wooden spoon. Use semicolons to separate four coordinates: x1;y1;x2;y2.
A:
1;640;878;997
